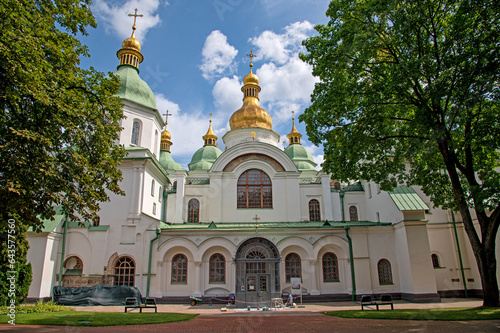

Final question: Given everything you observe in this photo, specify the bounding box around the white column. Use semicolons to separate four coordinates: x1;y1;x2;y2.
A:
307;259;320;295
193;261;202;297
321;173;334;221
174;171;186;223
154;261;163;297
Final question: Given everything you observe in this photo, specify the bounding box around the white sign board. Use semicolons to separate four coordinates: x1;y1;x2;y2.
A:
291;277;301;296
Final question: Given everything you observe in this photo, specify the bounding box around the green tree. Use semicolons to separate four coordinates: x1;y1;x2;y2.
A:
0;0;125;303
301;0;500;306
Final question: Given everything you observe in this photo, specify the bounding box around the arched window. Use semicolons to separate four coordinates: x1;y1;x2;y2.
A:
322;252;339;282
285;253;302;283
171;254;187;284
92;216;100;227
237;169;272;208
378;259;393;285
151;179;155;197
114;257;135;286
188;198;200;223
209;253;225;283
349;206;358;221
309;199;321;221
131;120;141;145
431;254;440;268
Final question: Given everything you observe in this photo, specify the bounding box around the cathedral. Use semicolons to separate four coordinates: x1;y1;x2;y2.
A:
26;21;494;307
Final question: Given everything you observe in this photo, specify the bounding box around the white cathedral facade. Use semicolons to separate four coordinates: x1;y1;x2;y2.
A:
26;24;499;306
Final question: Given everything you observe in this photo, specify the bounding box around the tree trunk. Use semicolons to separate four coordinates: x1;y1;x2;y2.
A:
439;141;500;307
476;242;500;307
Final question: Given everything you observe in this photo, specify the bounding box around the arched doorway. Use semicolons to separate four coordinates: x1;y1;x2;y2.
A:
235;237;280;307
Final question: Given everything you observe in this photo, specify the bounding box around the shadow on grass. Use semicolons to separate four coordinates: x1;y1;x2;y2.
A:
0;311;198;327
325;307;500;321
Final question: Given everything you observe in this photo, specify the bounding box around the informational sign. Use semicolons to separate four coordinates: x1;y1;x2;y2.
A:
291;277;301;296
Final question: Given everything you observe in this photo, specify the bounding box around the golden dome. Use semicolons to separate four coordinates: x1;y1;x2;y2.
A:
229;52;272;131
243;71;259;85
122;36;141;52
160;123;173;152
286;113;302;145
116;9;144;69
202;117;218;146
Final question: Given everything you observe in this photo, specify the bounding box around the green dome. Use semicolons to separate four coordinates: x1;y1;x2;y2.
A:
284;144;317;171
159;150;184;171
188;145;223;170
115;65;156;110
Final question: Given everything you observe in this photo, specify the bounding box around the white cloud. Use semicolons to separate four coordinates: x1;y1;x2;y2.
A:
249;21;314;65
94;0;162;41
212;75;242;120
248;21;318;127
200;31;238;81
155;94;205;161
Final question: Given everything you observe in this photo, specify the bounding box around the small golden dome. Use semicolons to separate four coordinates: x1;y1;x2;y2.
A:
286;113;302;145
122;36;141;52
202;116;218;146
160;124;173;152
243;72;259;85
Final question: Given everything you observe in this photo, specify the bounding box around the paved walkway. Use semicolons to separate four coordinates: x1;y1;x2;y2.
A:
1;298;500;332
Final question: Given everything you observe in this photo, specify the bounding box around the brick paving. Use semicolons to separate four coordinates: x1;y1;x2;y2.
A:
1;299;500;332
1;314;500;332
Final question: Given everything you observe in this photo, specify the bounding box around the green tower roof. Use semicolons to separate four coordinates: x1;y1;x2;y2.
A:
115;65;156;110
159;150;184;171
284;144;317;171
188;145;223;170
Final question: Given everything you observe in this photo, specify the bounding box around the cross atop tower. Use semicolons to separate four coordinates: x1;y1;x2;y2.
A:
246;50;257;69
128;8;143;36
163;111;172;125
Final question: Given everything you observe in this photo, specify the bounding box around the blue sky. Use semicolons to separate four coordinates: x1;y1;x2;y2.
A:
81;0;331;169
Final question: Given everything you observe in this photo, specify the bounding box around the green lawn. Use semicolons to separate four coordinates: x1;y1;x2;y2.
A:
0;311;198;327
325;307;500;321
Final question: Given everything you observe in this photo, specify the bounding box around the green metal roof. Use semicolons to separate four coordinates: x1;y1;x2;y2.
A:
159;150;184;171
284;144;317;171
388;186;429;211
342;182;364;192
161;220;391;231
115;65;156;110
188;145;223;170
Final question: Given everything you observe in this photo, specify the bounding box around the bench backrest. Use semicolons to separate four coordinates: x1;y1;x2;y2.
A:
125;297;138;305
380;294;392;302
360;295;372;303
145;297;156;305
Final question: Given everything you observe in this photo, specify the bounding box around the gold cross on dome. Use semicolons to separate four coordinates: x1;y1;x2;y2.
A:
128;8;143;32
246;50;257;68
163;111;172;125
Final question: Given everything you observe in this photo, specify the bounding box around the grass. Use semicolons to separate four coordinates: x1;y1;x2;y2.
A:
325;307;500;321
0;311;198;327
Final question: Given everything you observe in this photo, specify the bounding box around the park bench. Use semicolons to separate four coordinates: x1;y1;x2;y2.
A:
124;297;158;313
360;294;393;310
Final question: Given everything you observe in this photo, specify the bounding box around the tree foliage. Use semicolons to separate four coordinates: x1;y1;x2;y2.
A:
0;0;125;302
301;0;500;306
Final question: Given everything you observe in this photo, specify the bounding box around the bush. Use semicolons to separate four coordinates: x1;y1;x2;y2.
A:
0;300;74;314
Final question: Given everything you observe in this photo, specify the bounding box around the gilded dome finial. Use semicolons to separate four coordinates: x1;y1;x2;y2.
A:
117;8;144;70
246;50;257;72
128;8;143;38
161;111;173;152
203;113;218;146
287;111;302;145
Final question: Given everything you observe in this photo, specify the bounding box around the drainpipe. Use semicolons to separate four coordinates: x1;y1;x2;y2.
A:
340;191;345;223
451;211;468;298
57;216;68;287
146;227;161;298
344;226;356;301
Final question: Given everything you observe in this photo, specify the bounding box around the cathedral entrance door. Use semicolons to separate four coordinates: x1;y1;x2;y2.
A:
235;237;280;308
245;273;270;307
